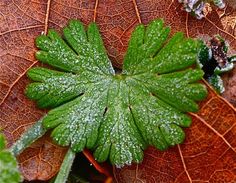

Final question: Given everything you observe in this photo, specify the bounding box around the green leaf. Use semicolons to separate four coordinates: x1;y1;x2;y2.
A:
0;133;22;183
198;40;212;67
207;74;224;93
26;19;207;166
0;133;6;151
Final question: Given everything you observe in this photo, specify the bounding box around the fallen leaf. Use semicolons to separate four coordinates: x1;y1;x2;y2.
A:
114;82;236;182
0;0;236;181
222;66;236;107
17;133;67;181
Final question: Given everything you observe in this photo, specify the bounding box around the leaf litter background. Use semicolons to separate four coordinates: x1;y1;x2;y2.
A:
0;0;236;182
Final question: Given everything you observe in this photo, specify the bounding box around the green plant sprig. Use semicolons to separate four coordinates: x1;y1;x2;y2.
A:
0;133;22;183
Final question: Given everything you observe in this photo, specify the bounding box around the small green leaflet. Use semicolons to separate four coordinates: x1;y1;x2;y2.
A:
26;19;207;166
0;133;22;183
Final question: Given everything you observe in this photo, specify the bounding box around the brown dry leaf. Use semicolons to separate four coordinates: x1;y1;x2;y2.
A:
114;83;236;182
0;0;236;181
222;66;236;107
18;133;67;181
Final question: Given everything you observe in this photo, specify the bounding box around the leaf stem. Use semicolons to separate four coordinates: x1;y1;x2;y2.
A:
10;118;47;156
54;148;75;183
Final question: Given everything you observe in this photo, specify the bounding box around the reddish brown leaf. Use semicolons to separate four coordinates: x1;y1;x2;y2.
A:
114;83;236;182
222;67;236;107
0;0;236;181
18;133;67;181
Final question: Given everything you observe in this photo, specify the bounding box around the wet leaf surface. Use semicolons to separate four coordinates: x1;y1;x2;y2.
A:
0;0;236;181
114;83;236;182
